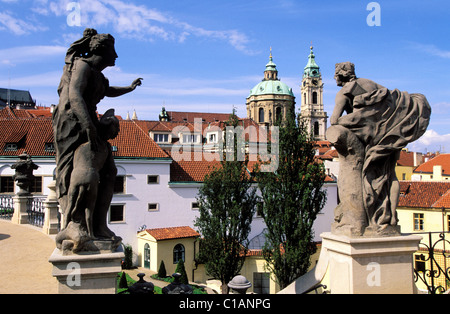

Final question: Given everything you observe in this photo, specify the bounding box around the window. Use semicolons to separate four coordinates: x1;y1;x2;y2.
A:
312;91;318;104
30;176;42;193
44;143;55;152
253;273;270;294
147;175;159;184
414;213;424;231
173;244;185;264
5;143;18;151
114;176;125;194
259;108;265;123
447;215;450;232
207;133;218;144
182;134;200;144
153;133;169;143
191;202;199;210
314;121;320;136
414;254;426;273
0;176;14;193
110;205;125;223
148;203;159;212
275;107;282;123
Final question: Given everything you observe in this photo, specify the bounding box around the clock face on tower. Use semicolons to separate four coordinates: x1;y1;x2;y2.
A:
312;79;318;86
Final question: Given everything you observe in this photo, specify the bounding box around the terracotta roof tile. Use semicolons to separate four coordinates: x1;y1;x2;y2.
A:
167;111;235;123
398;181;450;209
144;226;199;241
0;118;170;159
414;154;450;175
110;120;169;159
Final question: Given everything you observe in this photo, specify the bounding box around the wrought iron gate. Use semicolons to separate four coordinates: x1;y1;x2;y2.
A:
413;231;450;294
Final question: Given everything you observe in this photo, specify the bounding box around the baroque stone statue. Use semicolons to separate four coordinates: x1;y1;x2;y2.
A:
327;62;431;237
53;28;142;253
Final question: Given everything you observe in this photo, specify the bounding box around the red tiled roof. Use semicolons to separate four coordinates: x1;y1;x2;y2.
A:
398;181;450;209
0;119;54;157
170;154;222;182
167;111;236;123
0;118;169;159
414;154;450;175
144;226;199;241
110;120;169;159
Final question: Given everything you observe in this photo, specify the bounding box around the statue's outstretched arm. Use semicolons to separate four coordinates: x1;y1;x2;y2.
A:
106;78;143;98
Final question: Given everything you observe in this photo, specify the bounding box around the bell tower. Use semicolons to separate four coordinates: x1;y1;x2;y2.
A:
300;45;328;141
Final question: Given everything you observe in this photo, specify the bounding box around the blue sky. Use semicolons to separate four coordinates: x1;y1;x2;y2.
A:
0;0;449;153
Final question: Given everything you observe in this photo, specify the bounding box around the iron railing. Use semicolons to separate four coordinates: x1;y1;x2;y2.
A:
0;195;14;220
27;197;46;228
411;231;450;294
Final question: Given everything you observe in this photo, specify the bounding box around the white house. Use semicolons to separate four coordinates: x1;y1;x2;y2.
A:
0;108;337;268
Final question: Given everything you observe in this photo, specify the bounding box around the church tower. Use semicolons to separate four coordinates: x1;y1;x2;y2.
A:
246;49;295;126
300;45;328;140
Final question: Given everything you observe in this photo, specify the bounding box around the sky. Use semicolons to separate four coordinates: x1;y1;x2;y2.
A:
0;0;449;153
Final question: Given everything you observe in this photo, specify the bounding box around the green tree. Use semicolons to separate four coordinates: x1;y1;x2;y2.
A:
175;259;189;284
255;114;327;290
194;113;258;294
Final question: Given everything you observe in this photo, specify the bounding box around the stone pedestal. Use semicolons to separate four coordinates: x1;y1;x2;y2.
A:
42;180;60;235
11;195;30;225
48;246;124;294
321;232;421;294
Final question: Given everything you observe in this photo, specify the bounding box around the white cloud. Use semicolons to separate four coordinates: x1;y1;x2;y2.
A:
0;11;48;35
407;129;450;154
411;42;450;59
0;45;66;67
36;0;254;53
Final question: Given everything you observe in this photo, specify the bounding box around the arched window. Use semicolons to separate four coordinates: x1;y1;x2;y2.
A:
312;92;318;104
259;108;265;123
314;121;320;136
275;107;282;123
173;244;185;264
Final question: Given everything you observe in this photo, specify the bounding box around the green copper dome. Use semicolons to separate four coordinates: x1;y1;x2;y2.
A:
249;80;294;97
248;51;294;97
303;45;320;78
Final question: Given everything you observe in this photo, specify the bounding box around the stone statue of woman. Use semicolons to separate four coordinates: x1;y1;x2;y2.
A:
53;28;142;253
327;62;431;237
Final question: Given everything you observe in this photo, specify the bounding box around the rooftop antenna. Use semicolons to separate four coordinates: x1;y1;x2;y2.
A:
7;69;11;106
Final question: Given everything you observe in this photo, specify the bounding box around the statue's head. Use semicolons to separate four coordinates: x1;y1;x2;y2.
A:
334;62;356;87
65;28;117;69
89;32;117;67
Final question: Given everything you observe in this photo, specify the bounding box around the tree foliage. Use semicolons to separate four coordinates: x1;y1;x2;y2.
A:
194;113;258;294
255;114;327;289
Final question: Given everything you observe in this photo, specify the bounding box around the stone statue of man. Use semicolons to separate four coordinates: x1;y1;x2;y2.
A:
327;62;431;237
53;28;142;253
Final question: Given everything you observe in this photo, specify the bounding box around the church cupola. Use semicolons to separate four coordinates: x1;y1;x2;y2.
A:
264;48;278;81
303;45;320;78
300;45;328;141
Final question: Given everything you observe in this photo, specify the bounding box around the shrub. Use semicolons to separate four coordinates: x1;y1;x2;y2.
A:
157;260;167;278
122;245;133;269
175;259;189;284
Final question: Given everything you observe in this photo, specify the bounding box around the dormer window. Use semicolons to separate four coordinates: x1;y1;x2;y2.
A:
153;133;170;143
44;143;55;152
5;143;18;151
181;134;201;144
